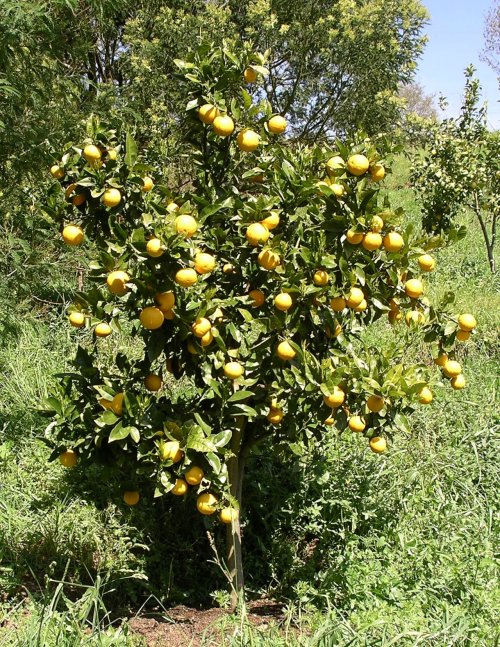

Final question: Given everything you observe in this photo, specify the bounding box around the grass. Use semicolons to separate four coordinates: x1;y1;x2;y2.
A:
0;155;498;645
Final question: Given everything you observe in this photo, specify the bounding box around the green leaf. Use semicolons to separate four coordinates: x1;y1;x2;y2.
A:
227;390;254;403
206;452;221;474
109;422;130;442
125;132;138;167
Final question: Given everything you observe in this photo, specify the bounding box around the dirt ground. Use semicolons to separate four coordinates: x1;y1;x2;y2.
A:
128;600;286;646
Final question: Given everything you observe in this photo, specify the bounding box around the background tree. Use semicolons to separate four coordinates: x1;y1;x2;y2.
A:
399;82;438;121
411;67;499;273
42;42;478;608
481;0;500;76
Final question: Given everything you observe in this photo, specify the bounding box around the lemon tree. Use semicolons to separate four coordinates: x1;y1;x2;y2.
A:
42;43;478;606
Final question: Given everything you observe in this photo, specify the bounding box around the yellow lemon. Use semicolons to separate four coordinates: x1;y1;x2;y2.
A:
258;248;280;270
155;291;175;310
260;212;280;230
347;154;369;176
405;279;424;299
405;310;425;326
276;340;296;360
267;408;284;425
192;317;211;338
274;293;293;311
324;386;345;408
346;229;363;245
325;155;345;175
123;491;140;506
83;144;101;163
383;232;404;252
237;129;260;152
50;165;65;179
367;395;385;412
456;329;471;342
443;360;462;378
197;492;218;515
418;254;436;272
370;164;385;181
146;238;163;257
249;289;265;307
171;479;188;496
213;115;235;137
111;393;124;416
161;440;183;463
330;183;345;197
246;222;270;246
353;298;368;312
330;296;346;311
175;214;197;237
369;436;387;453
388;310;402;324
102;188;121;208
59;449;78;467
95;322;112;337
144;374;162;391
268;115;287;134
220;507;239;524
198;104;219;124
107;270;130;296
140;307;164;330
451;374;466;390
370;215;384;232
62;224;84;246
244;67;258;83
185;466;204;485
194;252;216;274
362;232;382;251
434;353;448;367
175;268;198;287
418;386;433;404
142;176;154;192
224;362;244;379
69;312;85;328
313;270;329;286
348;416;366;432
458;314;477;331
72;193;86;206
346;287;364;308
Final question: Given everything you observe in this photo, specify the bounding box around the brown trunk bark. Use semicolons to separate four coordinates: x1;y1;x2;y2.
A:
226;422;246;611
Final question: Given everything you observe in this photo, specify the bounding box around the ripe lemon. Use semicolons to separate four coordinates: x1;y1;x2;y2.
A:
330;183;345;197
64;183;77;200
274;293;293;311
325;155;345;175
140;307;164;330
224;362;244;379
324;386;345;408
451;374;466;390
370;164;385;182
418;386;433;404
175;214;197;237
268;115;287;134
187;341;198;355
171;479;188;496
405;310;425;326
258;248;280;270
330;296;346;311
367;395;385;412
348;416;366;432
346;287;364;308
69;312;85;328
111;393;124;416
353;298;368;312
142;176;154;192
194;252;216;274
146;238;163;257
383;232;404;252
267;407;284;425
107;149;117;160
83;144;101;163
144;374;162;391
249;289;265;307
107;270;130;296
192;317;211;338
244;67;258;83
213;115;235;137
123;491;140;506
388;310;402;324
405;279;424;299
99;398;113;410
59;449;78;467
370;215;384;232
369;436;387;453
102;188;121;208
167;202;179;213
458;314;477;331
197;492;218;515
434;353;448;367
200;329;213;347
161;440;183;463
198;104;219;124
50;165;65;179
313;270;329;286
237;129;260;152
260;212;280;230
346;229;363;245
62;224;84;246
418;254;436;272
223;263;235;274
246;222;269;246
155;291;175;310
276;340;296;360
456;329;471;342
175;268;198;287
185;466;204;485
347;154;369;176
72;193;86;206
362;232;382;251
443;360;461;378
324;416;335;425
95;322;112;337
220;507;238;524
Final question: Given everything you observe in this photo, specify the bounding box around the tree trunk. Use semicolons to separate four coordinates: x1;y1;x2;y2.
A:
226;422;246;611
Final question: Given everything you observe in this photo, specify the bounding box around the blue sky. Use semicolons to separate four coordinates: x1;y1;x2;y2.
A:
417;0;499;128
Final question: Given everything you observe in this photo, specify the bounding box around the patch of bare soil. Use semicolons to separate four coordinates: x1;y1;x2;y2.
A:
128;600;286;647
